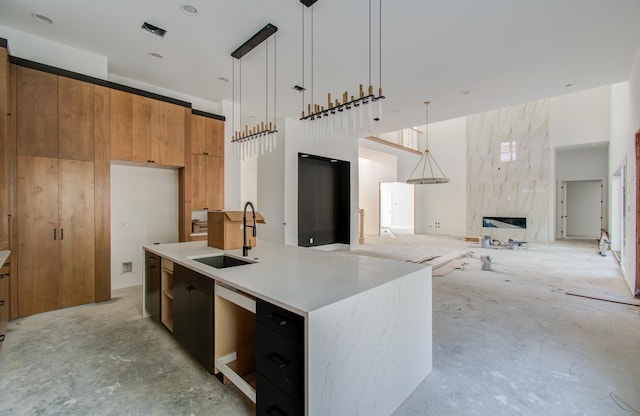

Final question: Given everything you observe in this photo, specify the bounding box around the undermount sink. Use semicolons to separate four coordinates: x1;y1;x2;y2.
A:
191;255;254;269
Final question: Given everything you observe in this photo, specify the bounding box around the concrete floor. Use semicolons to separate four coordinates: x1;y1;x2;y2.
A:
1;234;639;415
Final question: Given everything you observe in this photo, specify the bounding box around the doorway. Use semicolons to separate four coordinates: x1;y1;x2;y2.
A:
557;179;604;239
612;163;625;267
379;182;415;235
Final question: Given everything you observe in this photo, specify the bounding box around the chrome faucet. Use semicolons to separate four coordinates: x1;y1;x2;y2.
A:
243;201;257;257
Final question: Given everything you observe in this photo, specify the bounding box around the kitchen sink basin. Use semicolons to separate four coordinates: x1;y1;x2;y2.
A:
192;255;254;269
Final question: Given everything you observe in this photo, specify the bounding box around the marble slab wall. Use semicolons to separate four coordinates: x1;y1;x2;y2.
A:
466;101;550;243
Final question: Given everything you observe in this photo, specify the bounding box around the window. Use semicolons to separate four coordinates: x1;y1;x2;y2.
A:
500;140;517;162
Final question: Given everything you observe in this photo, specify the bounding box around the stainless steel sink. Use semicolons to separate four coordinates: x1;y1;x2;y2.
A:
191;255;254;269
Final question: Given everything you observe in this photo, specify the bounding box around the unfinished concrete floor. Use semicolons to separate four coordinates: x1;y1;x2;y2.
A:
0;234;639;415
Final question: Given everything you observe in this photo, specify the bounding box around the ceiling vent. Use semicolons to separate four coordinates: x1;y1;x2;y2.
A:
141;22;167;37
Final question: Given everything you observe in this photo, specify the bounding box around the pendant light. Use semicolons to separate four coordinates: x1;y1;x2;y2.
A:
406;101;450;184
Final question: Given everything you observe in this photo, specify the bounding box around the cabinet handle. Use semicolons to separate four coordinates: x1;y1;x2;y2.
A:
267;312;289;326
0;300;5;307
149;256;157;260
266;405;287;416
267;353;290;369
53;228;57;240
0;335;5;342
60;228;64;240
0;274;8;279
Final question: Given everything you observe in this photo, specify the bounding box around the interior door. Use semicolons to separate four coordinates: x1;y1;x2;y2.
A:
58;159;95;308
17;156;60;316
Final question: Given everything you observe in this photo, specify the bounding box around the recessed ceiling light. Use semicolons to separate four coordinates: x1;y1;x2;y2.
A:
460;89;470;95
32;13;53;24
148;52;164;59
217;77;229;83
141;22;167;37
181;5;199;16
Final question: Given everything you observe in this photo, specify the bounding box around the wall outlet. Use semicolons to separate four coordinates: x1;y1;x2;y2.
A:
121;261;132;274
310;237;314;244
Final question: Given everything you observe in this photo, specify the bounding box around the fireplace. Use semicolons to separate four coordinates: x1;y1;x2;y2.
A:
482;216;527;229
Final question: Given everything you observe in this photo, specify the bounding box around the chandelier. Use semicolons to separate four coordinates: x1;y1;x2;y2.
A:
229;24;278;159
299;0;385;140
406;101;450;185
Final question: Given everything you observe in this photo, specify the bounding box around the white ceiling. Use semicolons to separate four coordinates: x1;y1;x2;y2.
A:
1;0;639;135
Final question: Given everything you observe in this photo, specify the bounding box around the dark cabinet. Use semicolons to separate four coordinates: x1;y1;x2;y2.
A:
173;263;214;372
256;299;305;416
144;251;161;322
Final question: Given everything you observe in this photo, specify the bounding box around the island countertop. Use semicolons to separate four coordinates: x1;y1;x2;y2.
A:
144;240;428;316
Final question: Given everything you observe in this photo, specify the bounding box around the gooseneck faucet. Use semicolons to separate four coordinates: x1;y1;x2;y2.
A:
242;201;257;257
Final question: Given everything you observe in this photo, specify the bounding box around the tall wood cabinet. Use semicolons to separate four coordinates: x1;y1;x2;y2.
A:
190;114;224;211
110;89;186;167
17;156;95;316
0;43;10;251
16;66;94;161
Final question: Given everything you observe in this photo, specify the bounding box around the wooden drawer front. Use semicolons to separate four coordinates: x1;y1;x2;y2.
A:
256;372;303;416
256;299;303;342
256;324;304;401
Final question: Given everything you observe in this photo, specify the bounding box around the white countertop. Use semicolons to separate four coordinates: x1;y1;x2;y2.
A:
144;240;428;316
0;250;9;268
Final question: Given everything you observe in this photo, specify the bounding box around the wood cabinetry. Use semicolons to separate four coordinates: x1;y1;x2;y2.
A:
16;156;95;316
191;154;224;211
16;67;94;161
0;262;9;350
191;114;224;157
0;45;10;251
190;113;224;211
110;89;186;167
173;263;214;372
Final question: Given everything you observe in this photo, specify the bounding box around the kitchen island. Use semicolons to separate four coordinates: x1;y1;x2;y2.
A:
144;240;432;416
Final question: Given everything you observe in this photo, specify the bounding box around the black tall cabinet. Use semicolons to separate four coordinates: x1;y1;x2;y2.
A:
173;263;215;372
144;251;161;322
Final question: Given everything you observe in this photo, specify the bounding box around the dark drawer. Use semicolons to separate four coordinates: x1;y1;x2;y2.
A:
174;263;214;295
256;372;303;416
146;252;160;267
256;298;303;342
256;323;304;401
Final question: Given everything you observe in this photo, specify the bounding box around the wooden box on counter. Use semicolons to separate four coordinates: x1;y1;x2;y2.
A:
207;211;266;250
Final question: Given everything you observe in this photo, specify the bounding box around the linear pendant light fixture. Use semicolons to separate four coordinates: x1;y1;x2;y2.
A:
406;101;450;185
299;0;385;140
230;23;278;159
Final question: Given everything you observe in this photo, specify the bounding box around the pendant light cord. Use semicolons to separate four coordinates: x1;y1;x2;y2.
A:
274;33;277;127
368;0;372;89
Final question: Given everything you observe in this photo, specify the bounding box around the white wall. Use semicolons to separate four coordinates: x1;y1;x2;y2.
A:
257;118;360;248
416;117;467;236
0;25;107;79
358;147;397;235
257;128;286;243
548;86;612;241
556;145;609;180
609;45;640;295
111;165;179;290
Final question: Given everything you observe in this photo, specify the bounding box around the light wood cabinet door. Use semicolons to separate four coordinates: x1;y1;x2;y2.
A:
59;159;95;308
0;47;9;250
191;155;224;211
191;154;207;210
110;89;151;163
16;67;58;158
17;156;60;316
151;100;185;166
58;77;94;161
191;114;224;157
206;156;224;211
